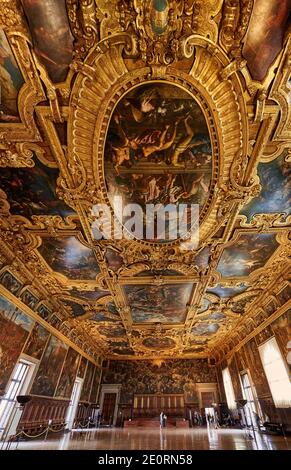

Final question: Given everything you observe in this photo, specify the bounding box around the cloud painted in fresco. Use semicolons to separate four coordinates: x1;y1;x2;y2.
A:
125;283;194;323
38;236;100;280
217;233;279;278
241;154;291;221
207;283;248;298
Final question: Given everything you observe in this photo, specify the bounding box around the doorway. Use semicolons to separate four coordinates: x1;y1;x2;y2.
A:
99;384;121;427
101;393;117;426
66;378;83;430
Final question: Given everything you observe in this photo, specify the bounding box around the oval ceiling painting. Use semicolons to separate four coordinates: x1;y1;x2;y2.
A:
104;82;212;243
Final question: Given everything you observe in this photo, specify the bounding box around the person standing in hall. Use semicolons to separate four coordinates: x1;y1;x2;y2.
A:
163;413;167;428
160;411;164;428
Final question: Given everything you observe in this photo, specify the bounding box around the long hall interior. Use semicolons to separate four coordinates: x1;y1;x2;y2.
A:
0;0;290;453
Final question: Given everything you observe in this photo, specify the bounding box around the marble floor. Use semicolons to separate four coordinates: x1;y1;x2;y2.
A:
5;426;291;451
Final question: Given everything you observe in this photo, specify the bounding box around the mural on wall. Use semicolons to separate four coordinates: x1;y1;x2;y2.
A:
0;29;24;122
55;347;80;399
272;309;291;375
277;284;291;307
80;361;96;402
38;236;100;280
23;323;50;360
77;356;87;379
37;303;52;321
241;154;291;221
124;283;194;323
105;82;212;241
217;233;279;277
31;335;68;397
102;359;217;404
243;0;291;81
0;159;75;220
0;271;23;295
0;296;34;394
237;339;271;397
21;0;74;83
228;355;243;401
89;367;101;403
20;290;39;310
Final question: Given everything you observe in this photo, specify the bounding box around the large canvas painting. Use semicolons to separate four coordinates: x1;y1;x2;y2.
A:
55;347;80;399
38;236;100;280
31;335;68;397
102;359;216;404
105;82;212;241
77;357;87;379
241;154;291;221
228;356;243;401
0;159;75;220
124;283;194;323
21;0;74;83
0;270;23;295
217;233;279;277
0;296;34;394
271;310;291;376
243;0;291;81
239;339;271;397
80;361;95;402
23;323;50;360
89;367;101;403
0;29;24;122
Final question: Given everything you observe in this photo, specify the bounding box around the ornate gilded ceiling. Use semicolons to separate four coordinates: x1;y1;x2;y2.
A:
0;0;290;364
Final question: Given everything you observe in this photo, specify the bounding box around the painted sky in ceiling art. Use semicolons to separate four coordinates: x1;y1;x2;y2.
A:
125;283;194;323
217;233;279;277
38;236;100;280
0;30;24;122
241;153;291;221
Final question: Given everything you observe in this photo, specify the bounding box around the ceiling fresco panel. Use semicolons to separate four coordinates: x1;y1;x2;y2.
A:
104;82;212;242
38;236;100;280
243;0;291;81
124;283;194;324
20;0;74;83
0;159;75;220
217;233;279;278
0;29;24;122
240;153;291;222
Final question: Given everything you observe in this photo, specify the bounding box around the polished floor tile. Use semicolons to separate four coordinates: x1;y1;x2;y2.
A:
5;426;291;451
